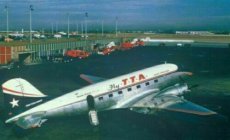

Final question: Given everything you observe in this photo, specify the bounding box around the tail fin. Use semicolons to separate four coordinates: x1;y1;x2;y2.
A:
2;78;47;118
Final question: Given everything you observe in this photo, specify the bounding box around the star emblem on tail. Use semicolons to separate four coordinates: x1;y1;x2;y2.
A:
10;98;19;108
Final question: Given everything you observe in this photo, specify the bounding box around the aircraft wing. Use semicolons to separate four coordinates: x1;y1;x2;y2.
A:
130;94;216;116
80;74;106;84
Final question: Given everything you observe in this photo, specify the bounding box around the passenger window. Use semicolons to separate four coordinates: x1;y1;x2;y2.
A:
128;88;132;92
99;97;103;100
154;79;158;83
137;85;141;89
145;82;150;86
109;94;113;98
118;91;123;94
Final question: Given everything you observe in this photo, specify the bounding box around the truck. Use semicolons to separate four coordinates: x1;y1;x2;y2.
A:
65;50;90;59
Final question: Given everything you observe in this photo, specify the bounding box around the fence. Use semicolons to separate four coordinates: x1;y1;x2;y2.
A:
26;38;122;62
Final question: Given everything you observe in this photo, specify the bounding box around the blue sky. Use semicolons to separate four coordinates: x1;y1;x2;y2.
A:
0;0;230;31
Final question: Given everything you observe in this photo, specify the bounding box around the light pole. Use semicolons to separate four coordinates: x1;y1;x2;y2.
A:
77;23;79;35
85;12;88;38
115;16;118;37
81;21;84;37
29;5;34;43
51;23;54;35
75;22;78;34
102;20;104;36
55;22;58;33
67;13;70;38
5;5;9;38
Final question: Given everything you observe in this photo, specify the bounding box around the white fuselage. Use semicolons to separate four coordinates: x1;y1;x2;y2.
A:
7;64;179;123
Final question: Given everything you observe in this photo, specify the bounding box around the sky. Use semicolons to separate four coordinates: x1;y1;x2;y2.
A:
0;0;230;31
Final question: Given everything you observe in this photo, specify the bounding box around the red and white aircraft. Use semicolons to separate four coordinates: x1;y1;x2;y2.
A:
2;63;216;129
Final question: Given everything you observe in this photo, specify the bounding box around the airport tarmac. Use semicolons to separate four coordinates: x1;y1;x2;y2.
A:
0;45;230;140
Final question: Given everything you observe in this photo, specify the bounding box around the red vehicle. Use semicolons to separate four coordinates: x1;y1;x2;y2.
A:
102;48;112;55
65;50;90;59
97;46;117;55
135;40;145;46
98;46;116;55
121;42;134;49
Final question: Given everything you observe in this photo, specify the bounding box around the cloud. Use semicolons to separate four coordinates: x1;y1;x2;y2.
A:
0;0;230;31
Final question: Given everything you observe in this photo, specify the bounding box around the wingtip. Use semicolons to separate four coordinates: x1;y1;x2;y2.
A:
165;108;217;116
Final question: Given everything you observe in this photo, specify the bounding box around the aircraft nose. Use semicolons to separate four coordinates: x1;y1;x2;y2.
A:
184;72;193;76
176;72;193;82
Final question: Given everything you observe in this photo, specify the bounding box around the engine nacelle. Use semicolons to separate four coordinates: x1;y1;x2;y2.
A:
160;83;189;96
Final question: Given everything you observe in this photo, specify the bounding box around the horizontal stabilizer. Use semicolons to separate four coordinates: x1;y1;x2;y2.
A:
13;112;46;129
80;74;106;84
